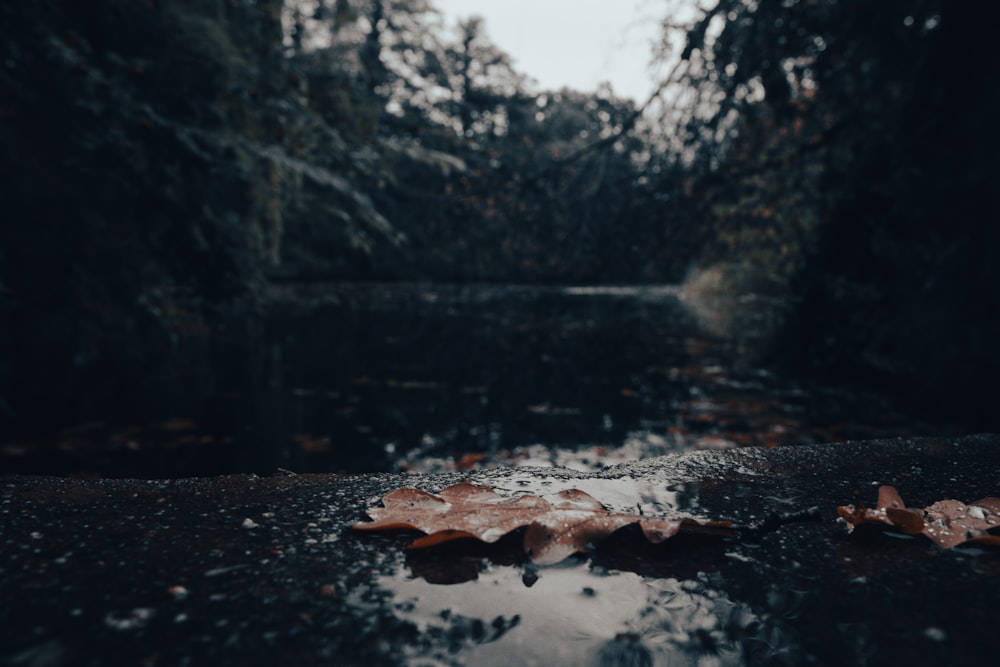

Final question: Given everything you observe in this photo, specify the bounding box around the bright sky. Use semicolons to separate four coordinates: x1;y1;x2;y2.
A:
432;0;664;102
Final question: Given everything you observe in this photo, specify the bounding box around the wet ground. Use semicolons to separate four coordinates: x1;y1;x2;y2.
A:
2;435;998;666
0;283;944;478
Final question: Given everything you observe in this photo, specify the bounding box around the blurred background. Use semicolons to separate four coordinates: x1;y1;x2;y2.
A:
1;0;997;478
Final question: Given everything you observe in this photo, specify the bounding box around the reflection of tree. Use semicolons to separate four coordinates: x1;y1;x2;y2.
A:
384;560;796;666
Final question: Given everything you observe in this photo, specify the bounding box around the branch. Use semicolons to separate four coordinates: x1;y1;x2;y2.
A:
549;58;688;169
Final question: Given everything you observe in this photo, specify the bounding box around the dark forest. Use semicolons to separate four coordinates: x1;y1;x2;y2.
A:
3;3;1000;665
2;0;998;472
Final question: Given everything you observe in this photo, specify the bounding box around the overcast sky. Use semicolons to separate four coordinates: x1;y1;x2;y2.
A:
431;0;664;102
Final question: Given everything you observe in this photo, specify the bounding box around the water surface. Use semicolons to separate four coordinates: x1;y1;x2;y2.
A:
1;282;932;477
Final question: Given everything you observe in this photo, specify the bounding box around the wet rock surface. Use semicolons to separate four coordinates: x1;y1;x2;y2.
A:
2;435;998;666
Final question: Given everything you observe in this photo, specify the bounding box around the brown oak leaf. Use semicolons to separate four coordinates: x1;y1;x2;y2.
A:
353;482;734;564
838;485;1000;549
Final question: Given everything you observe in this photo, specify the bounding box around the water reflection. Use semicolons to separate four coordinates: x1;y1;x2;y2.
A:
247;284;930;475
1;283;935;477
378;559;794;666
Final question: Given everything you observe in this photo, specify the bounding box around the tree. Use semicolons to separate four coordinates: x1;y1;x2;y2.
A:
647;0;1000;426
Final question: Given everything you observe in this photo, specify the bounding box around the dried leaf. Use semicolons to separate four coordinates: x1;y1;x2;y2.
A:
838;486;1000;549
353;482;734;564
163;417;198;432
454;453;488;470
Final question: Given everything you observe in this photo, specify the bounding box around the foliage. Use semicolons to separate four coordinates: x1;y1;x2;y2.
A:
358;480;1000;566
0;0;405;429
839;486;1000;550
354;482;734;564
4;0;998;434
276;1;668;283
645;0;1000;424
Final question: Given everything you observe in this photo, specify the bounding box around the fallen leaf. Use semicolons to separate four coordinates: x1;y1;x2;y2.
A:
838;486;1000;549
162;418;198;432
292;434;331;453
353;482;734;564
922;498;1000;549
454;453;488;470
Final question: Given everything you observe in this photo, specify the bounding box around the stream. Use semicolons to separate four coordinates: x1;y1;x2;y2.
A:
1;282;938;478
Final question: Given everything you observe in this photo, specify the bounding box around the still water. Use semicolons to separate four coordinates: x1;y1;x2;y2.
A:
1;282;931;477
380;560;780;666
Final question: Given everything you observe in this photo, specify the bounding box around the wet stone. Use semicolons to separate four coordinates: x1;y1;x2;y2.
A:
1;435;999;666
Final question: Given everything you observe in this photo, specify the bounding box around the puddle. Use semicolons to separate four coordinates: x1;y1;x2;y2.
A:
378;559;791;666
